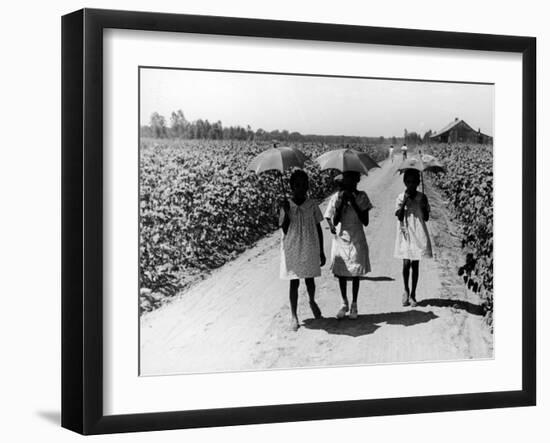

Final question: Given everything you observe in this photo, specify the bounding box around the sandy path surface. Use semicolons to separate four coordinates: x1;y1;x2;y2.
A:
140;159;493;375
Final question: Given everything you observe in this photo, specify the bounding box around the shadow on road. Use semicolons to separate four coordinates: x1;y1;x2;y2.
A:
302;309;438;337
364;275;395;282
418;298;485;316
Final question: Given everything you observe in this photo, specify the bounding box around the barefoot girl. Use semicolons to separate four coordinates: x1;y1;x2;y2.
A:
394;169;433;307
280;170;326;331
324;171;373;319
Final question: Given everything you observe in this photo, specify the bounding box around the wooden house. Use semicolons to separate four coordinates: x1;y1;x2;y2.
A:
429;118;493;144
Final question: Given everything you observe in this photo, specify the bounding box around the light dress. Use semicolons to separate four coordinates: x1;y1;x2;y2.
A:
394;191;433;260
324;191;373;277
279;199;324;280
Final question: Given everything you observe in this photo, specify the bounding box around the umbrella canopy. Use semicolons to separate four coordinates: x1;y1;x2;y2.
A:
420;154;446;173
397;154;446;193
397;155;446;174
247;146;306;174
315;148;380;175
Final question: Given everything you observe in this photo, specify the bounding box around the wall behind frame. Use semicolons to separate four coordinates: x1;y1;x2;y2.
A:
0;0;545;442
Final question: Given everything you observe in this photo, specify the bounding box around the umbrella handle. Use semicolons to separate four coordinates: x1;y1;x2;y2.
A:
278;171;286;197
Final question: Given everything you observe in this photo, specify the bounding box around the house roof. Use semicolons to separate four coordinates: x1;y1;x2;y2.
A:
429;119;491;139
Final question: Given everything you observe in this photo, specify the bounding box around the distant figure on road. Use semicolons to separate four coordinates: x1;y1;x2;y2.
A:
401;143;408;160
389;145;395;163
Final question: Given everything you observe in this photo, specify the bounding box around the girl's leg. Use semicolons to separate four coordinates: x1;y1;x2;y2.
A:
410;261;420;306
338;277;348;305
336;277;349;319
352;277;360;304
350;277;360;319
289;279;300;330
402;259;411;306
305;278;322;319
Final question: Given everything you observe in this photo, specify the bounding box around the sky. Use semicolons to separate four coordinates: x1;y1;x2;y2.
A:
140;68;494;138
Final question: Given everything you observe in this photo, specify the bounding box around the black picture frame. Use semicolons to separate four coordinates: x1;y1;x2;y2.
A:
61;8;536;435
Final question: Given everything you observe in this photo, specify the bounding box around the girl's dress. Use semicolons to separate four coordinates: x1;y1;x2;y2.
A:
394;191;433;260
324;191;373;277
280;199;324;280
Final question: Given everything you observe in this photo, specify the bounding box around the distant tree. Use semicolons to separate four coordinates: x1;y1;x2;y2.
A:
210;120;223;140
195;119;206;139
255;128;266;141
145;108;413;143
203;120;212;139
422;129;433;143
170;110;187;138
223;126;231;139
246;125;254;141
150;112;167;138
140;125;153;138
289;132;303;142
406;131;422;144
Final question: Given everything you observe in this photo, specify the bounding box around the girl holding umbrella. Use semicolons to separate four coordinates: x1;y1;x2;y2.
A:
317;148;379;320
395;154;444;307
248;145;325;331
394;169;433;307
279;170;326;331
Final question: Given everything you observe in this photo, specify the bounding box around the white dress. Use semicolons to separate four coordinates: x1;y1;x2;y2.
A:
324;191;372;277
279;199;324;280
394;191;433;260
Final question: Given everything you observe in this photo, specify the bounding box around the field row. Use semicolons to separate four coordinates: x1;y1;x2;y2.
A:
426;143;494;324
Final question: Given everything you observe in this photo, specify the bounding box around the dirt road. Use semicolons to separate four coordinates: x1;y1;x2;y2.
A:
140;159;493;375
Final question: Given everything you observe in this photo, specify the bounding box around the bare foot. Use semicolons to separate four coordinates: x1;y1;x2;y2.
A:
336;304;349;319
349;302;358;320
402;291;410;307
409;294;418;307
290;316;300;331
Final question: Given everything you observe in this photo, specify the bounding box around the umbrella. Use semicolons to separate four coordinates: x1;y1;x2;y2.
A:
247;145;307;194
397;154;446;192
420;154;446;173
314;148;380;175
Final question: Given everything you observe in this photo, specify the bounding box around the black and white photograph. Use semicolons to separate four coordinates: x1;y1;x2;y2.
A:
138;67;495;376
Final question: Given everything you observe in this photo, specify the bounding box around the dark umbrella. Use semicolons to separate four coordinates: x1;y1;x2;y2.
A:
397;154;446;192
247;145;307;194
314;148;380;174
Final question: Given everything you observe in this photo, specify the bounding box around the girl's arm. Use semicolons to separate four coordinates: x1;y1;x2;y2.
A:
395;192;408;222
358;209;370;226
333;192;346;226
280;200;291;234
325;217;336;234
281;213;290;234
421;194;430;221
349;194;370;226
395;206;405;222
316;223;326;266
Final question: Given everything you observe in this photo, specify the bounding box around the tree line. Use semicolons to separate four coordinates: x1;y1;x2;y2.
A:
141;110;433;145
